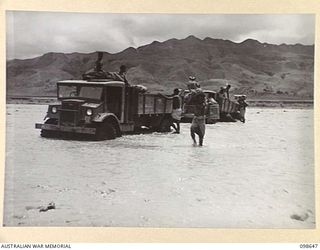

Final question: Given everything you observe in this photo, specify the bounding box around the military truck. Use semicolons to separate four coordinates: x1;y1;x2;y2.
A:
182;90;220;124
182;89;241;123
217;96;240;121
35;52;174;140
35;79;174;140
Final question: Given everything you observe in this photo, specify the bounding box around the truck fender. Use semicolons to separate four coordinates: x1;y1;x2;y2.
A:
92;113;121;136
92;113;116;123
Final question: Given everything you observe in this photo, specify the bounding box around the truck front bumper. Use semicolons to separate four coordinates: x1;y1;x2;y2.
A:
35;123;96;135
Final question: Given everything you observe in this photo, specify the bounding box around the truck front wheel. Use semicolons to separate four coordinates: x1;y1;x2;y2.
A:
41;118;58;138
94;121;117;140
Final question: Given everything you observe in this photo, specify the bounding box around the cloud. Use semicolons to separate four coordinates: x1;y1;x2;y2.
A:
6;12;315;59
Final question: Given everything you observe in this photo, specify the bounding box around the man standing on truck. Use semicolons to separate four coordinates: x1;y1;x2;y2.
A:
119;65;129;85
225;84;231;99
187;76;197;90
159;88;182;133
217;86;226;102
185;80;207;146
110;65;129;85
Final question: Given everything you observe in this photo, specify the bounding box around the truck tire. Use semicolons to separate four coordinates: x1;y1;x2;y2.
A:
157;117;172;132
94;121;117;140
41;118;58;138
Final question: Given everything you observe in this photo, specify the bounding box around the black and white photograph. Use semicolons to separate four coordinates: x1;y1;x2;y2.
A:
4;11;315;228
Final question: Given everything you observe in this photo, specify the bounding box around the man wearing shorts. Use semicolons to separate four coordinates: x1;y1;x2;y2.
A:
170;88;182;133
160;88;182;133
184;78;207;146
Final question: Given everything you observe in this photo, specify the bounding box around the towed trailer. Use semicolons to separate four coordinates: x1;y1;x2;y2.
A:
206;90;240;119
182;90;220;124
35;79;173;140
218;98;240;121
182;89;241;123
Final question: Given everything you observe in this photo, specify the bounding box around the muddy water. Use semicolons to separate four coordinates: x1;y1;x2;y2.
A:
4;104;315;228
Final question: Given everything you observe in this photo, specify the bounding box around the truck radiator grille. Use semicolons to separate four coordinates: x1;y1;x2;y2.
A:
59;101;84;126
60;110;78;126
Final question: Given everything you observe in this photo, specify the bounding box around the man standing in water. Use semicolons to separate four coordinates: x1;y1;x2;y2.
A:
171;88;182;133
160;88;182;133
185;77;207;146
237;95;248;123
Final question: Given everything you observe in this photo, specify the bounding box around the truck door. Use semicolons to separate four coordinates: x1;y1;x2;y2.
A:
105;86;123;121
126;87;139;122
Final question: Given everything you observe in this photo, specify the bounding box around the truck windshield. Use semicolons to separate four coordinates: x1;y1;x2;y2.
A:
59;85;78;98
58;85;102;100
79;86;102;99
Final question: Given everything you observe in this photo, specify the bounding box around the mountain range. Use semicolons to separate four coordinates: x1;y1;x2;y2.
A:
6;35;314;99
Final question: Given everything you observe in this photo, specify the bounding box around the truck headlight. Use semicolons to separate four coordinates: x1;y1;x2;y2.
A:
86;109;93;116
51;107;57;114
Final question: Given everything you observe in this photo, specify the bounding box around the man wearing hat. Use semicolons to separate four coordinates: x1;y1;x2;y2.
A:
184;76;207;146
110;65;129;85
187;76;198;90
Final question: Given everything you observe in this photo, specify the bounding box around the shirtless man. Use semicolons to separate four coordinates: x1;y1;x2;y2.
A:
171;88;182;133
160;88;182;133
184;78;207;146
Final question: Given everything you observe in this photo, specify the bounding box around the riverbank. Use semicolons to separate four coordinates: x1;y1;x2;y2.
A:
6;96;314;108
247;99;313;108
6;96;57;105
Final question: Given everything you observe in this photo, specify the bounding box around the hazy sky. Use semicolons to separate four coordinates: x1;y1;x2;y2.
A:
6;11;315;60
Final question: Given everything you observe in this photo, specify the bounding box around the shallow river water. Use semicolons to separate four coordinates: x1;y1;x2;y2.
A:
4;104;315;228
